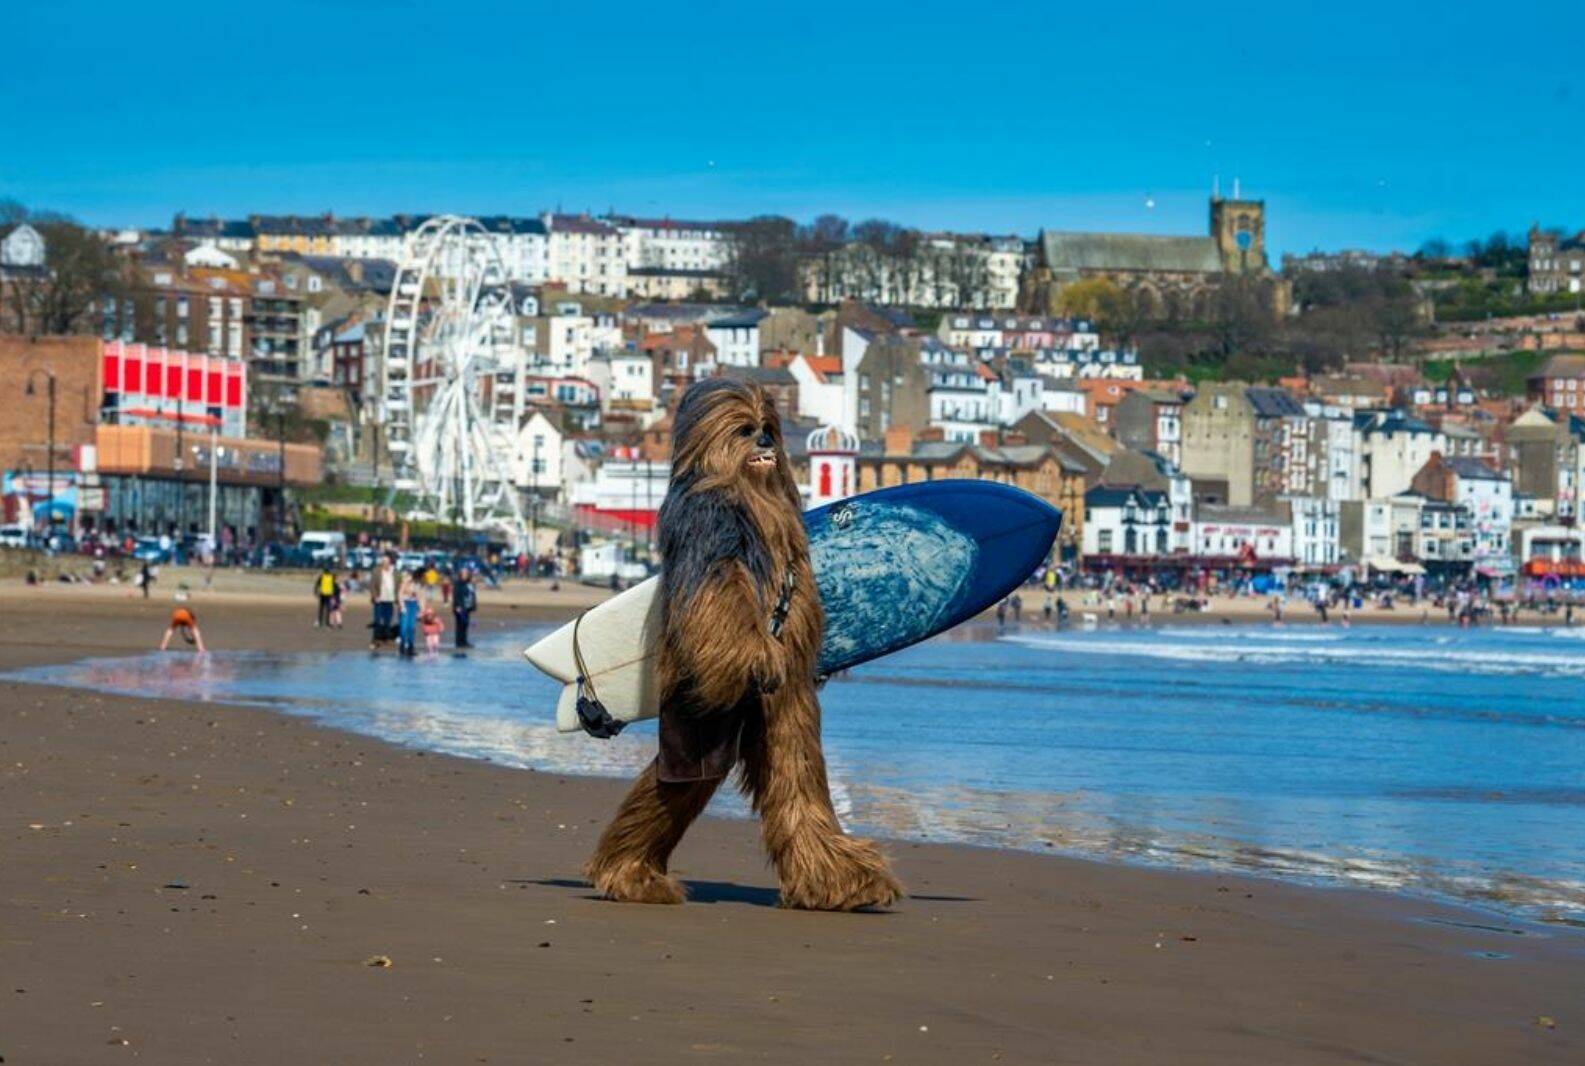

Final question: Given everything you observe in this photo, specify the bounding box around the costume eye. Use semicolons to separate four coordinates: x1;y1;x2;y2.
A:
738;424;754;438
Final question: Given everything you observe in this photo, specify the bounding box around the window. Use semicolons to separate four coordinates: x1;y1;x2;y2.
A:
1098;529;1113;552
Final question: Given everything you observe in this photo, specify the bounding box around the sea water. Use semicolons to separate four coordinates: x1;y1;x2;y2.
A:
11;622;1585;925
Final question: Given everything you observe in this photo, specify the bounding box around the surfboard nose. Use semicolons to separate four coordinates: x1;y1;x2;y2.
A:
946;482;1062;587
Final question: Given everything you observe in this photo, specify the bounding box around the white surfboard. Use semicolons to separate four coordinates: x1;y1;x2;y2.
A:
524;577;664;733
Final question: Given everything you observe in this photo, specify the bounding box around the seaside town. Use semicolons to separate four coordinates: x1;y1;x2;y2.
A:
7;3;1585;1062
3;196;1584;619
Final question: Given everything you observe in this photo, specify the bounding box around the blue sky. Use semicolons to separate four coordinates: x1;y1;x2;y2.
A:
4;1;1580;257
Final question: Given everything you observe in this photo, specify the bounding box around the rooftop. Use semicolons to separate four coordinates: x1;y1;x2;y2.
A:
1040;231;1224;274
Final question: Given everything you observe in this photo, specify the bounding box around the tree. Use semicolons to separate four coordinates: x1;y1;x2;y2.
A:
5;210;125;336
1055;277;1124;322
723;216;798;303
1207;276;1277;358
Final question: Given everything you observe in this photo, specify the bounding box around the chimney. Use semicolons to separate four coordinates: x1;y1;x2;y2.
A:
1003;431;1028;446
978;429;1001;448
916;425;945;443
884;424;914;456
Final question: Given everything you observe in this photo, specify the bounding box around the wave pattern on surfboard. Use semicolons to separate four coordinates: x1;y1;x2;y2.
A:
810;500;977;676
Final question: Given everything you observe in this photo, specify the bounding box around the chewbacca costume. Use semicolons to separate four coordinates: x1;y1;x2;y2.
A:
584;379;903;910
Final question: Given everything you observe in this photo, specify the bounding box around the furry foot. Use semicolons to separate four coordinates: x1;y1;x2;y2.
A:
586;859;687;905
778;836;903;911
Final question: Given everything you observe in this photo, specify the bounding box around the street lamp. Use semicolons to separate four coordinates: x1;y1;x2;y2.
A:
269;408;287;539
24;368;58;536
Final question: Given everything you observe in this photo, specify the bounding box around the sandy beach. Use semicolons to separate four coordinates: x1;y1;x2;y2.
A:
0;583;1580;1064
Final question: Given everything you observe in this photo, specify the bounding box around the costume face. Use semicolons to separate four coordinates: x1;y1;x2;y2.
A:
672;380;787;488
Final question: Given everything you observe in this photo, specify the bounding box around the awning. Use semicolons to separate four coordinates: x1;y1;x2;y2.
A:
1365;557;1425;575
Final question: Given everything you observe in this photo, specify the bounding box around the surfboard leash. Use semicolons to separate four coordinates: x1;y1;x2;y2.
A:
571;611;626;739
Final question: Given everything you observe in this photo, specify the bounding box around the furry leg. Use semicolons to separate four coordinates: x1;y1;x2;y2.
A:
740;685;903;911
585;759;720;904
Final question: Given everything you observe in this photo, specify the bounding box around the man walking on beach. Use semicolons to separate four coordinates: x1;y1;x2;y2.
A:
452;566;477;649
370;554;397;650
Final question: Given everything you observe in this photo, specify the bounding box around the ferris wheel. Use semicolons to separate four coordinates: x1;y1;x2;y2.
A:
379;215;525;539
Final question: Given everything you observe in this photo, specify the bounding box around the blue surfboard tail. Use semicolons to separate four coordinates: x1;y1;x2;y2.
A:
805;480;1062;675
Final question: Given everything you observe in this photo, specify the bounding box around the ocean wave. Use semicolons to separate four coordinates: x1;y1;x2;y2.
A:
1002;633;1585;679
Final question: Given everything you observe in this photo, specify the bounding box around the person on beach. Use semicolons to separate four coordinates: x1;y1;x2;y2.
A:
418;604;444;657
452;566;477;649
314;565;336;628
139;559;154;599
397;568;421;659
584;379;900;911
158;605;206;653
328;573;345;629
370;555;397;650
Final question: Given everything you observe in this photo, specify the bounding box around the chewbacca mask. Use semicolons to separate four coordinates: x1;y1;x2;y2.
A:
584;378;902;911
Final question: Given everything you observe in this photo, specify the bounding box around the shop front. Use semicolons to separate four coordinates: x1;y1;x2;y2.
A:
94;424;320;544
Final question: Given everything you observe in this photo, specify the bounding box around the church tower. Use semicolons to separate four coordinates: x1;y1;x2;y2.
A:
1210;185;1267;274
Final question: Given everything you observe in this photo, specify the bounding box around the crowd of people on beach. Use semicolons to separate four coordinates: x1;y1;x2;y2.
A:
993;563;1583;632
358;552;478;659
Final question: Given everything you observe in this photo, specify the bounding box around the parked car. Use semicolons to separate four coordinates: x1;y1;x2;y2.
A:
0;523;30;549
346;546;379;572
131;537;173;564
298;531;347;565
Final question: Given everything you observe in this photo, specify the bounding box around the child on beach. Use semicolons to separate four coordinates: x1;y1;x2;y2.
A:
159;606;206;653
419;605;444;657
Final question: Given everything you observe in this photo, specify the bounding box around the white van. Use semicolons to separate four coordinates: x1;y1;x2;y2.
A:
298;531;347;564
0;523;29;549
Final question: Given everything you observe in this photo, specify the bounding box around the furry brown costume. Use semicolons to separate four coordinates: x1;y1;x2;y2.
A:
585;379;903;910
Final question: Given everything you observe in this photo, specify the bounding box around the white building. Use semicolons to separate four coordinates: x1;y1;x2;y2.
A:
704;310;766;369
480;216;550;283
1284;496;1342;566
609;215;734;273
927;359;994;443
1191;505;1294;560
569;459;670;526
1305;401;1361;503
1355;409;1445;499
546;214;627;296
1031;347;1142;381
1442;457;1514;563
182;243;239;269
1083;485;1172;557
338;218;406;262
587;349;655;408
512;409;565;496
787;354;846;427
0;223;45;267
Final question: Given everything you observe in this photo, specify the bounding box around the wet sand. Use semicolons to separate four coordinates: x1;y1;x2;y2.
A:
0;590;1580;1064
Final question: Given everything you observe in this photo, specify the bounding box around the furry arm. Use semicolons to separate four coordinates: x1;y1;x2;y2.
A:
663;560;784;708
658;486;785;711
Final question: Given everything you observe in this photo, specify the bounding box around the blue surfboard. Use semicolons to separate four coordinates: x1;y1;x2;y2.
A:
805;480;1063;676
526;479;1061;731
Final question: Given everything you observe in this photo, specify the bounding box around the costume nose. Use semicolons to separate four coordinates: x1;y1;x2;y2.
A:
756;430;774;449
